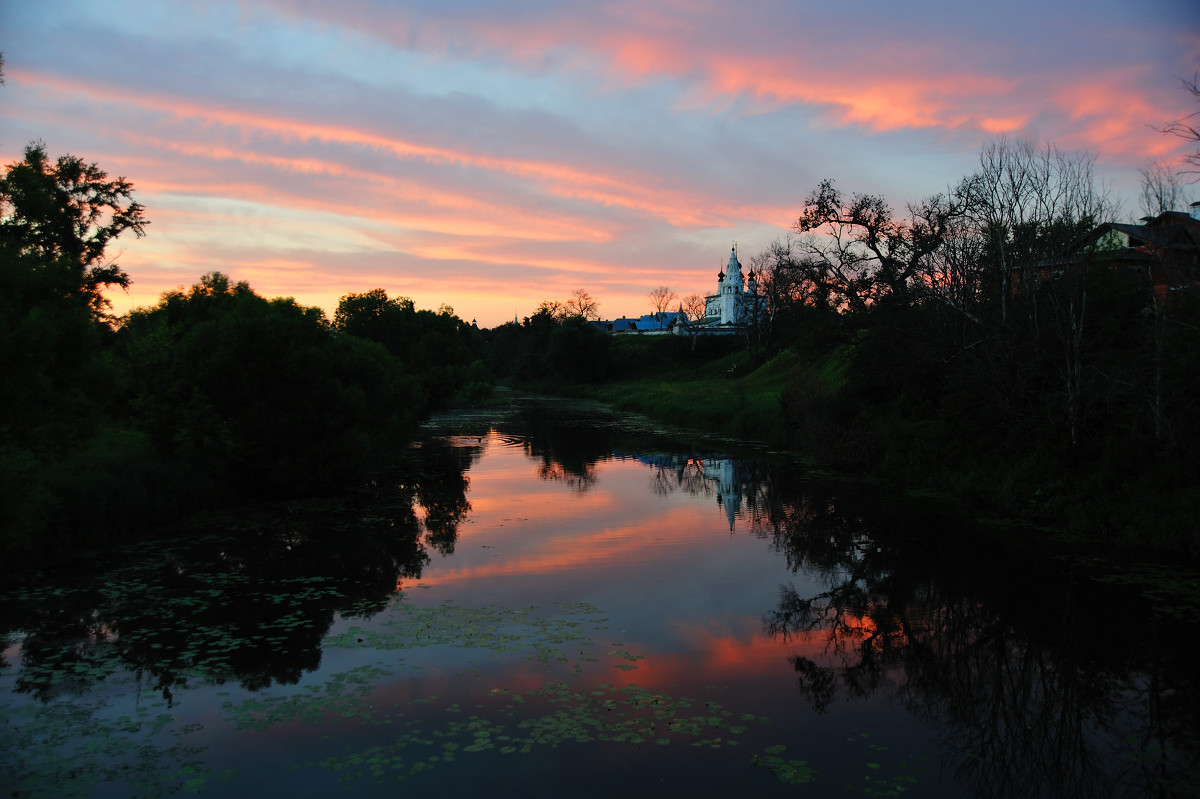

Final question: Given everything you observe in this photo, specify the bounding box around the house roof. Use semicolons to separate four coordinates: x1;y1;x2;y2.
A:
1082;210;1200;253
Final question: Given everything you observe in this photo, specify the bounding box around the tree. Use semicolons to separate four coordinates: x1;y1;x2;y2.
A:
912;199;989;332
1158;73;1200;174
964;137;1117;447
333;288;415;346
792;179;965;317
121;274;423;494
548;316;611;381
564;288;600;321
750;236;835;351
647;286;677;327
1139;161;1191;217
334;288;480;411
535;299;566;322
965;137;1112;327
0;142;148;318
681;293;706;322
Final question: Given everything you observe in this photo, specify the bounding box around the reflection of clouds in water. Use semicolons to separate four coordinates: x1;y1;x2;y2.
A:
5;403;1195;798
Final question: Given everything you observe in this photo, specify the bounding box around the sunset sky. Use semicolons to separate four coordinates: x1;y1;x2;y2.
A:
3;1;1198;327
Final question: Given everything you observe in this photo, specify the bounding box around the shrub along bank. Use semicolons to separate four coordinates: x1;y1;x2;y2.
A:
539;329;1198;562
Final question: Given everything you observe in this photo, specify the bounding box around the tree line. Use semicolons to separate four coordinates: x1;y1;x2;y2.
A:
1;142;485;561
481;119;1200;554
749;135;1199;554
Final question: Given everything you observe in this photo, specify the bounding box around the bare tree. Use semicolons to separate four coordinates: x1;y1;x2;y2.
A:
750;238;800;348
965;137;1114;329
681;292;706;322
647;286;677;327
1139;161;1190;217
1158;73;1200;174
564;288;600;321
535;299;565;321
908;184;990;333
965;137;1117;446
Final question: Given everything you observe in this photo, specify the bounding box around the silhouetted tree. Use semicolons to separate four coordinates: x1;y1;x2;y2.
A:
334;288;481;410
793;179;965;319
0;142;147;319
548;315;611;382
564;288;600;321
120;274;423;496
1;144;149;552
1158;73;1200;174
1139;161;1192;216
647;286;677;326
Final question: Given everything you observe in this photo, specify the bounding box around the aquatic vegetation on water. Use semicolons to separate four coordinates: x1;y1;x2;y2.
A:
323;599;605;662
300;679;791;785
0;686;223;798
1;595;830;796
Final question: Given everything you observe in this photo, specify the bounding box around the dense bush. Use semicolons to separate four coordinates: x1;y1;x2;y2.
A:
334;289;484;410
119;274;426;496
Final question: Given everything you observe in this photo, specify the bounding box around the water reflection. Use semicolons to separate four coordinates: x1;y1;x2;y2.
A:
635;450;1198;796
510;401;611;491
751;471;1197;798
406;437;480;554
1;402;1196;798
639;454;773;531
0;438;480;702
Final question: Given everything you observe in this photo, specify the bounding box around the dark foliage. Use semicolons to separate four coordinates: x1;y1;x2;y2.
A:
118;273;425;497
772;169;1200;556
334;288;487;410
0;145;482;562
0;142;147;319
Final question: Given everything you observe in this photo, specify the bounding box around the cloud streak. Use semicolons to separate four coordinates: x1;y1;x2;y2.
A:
2;0;1196;324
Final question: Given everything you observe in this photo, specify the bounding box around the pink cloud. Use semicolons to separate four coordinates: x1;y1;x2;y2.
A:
10;3;1195;329
260;2;1192;164
19;67;769;235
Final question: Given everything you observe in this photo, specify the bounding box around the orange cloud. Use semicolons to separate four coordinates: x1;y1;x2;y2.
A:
19;69;746;232
26;66;797;249
290;7;1190;163
418;501;718;586
11;4;1192;330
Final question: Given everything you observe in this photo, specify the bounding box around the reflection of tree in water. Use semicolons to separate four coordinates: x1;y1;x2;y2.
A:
634;451;1197;796
404;437;482;555
753;469;1199;798
510;401;617;492
647;455;711;498
0;438;479;702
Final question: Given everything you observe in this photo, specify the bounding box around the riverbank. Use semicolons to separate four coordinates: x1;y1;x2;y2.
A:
537;337;1199;567
459;389;1200;633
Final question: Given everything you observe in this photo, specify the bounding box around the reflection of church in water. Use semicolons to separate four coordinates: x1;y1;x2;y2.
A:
706;459;746;531
635;454;759;530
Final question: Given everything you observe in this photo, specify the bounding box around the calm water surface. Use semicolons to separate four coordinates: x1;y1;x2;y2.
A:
1;400;1196;797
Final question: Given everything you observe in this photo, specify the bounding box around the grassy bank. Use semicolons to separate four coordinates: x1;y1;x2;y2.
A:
584;341;798;444
545;336;1198;564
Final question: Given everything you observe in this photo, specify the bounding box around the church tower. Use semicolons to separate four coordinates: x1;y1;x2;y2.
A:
719;245;744;324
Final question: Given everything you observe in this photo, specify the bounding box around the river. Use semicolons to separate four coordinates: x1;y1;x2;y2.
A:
1;397;1196;797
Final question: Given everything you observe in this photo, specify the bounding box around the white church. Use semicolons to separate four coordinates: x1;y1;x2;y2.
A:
597;245;761;334
695;245;759;330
